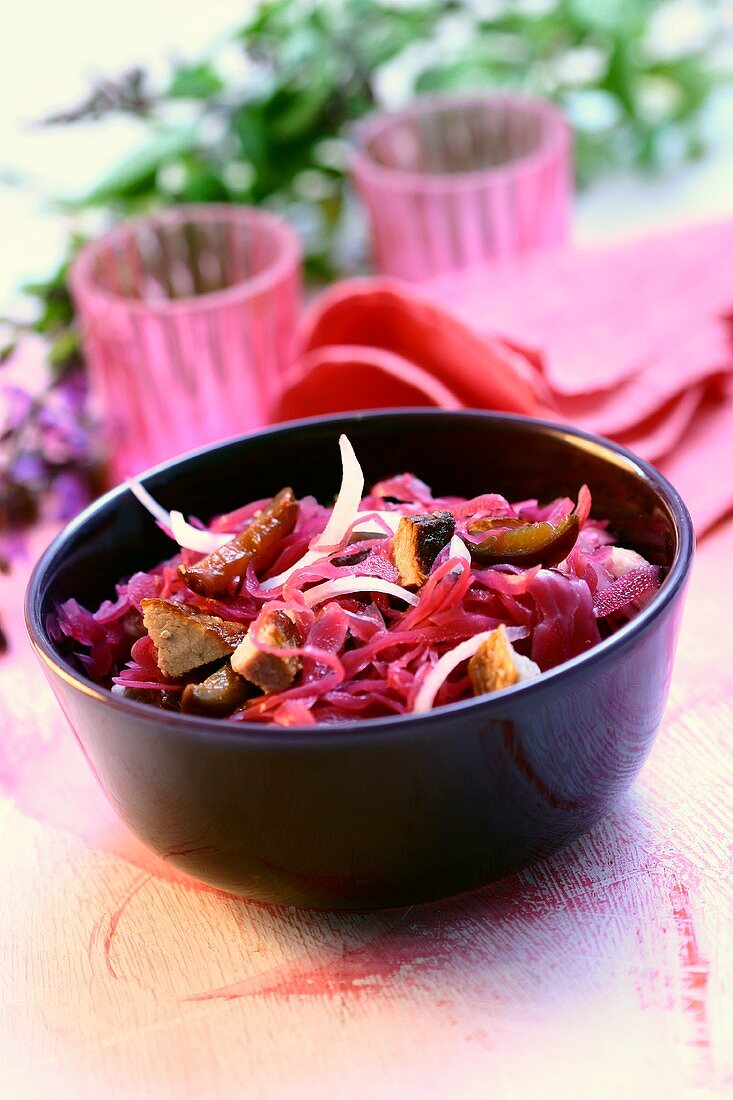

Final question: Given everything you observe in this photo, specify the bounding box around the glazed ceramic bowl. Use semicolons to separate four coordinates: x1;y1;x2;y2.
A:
26;411;693;909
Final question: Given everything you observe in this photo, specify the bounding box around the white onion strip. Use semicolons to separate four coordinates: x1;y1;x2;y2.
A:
169;510;232;554
302;577;419;609
311;435;364;550
128;478;233;554
261;433;365;591
448;534;471;572
412;627;536;713
127;477;172;531
129;436;392;565
413;632;496;714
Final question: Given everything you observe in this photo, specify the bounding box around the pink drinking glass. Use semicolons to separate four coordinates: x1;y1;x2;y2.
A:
70;205;302;481
351;93;572;282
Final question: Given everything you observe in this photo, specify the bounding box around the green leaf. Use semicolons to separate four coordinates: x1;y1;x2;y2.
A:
356;4;441;68
232;108;269;165
71;125;199;207
0;340;17;365
176;160;231;203
267;84;331;142
569;0;643;35
168;62;225;100
48;328;81;371
604;39;637;117
416;63;501;95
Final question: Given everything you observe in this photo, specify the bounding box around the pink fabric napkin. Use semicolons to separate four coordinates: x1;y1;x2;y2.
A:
276;220;733;534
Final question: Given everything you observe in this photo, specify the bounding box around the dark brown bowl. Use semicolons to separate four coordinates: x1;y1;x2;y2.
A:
25;411;693;909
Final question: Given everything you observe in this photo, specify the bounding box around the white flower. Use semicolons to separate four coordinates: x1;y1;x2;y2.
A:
564;89;622;133
222;161;255;192
643;0;714;62
553;46;608;87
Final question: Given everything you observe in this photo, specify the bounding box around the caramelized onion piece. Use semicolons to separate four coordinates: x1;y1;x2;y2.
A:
469;514;580;569
179;488;298;599
181;662;251;717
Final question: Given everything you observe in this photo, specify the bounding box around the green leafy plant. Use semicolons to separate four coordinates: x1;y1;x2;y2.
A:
30;0;729;281
0;0;727;536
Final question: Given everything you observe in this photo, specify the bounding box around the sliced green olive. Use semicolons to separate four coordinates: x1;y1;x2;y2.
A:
469;513;580;569
181;662;251;717
466;516;526;535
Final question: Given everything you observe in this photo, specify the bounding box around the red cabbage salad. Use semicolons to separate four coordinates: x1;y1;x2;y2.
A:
53;436;660;726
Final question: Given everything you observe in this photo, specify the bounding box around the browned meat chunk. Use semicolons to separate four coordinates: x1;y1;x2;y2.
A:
179;488;298;599
181;662;250;717
141;598;247;678
468;626;540;696
391;510;455;587
231;609;301;694
468;626;519;695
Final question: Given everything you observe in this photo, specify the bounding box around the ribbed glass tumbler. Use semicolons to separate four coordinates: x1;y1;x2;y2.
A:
70;205;302;481
351;94;572;282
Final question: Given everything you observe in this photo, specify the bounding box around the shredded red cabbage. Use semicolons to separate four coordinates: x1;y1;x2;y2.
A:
54;458;660;726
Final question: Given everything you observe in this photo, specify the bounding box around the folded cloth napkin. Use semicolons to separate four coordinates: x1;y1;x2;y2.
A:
275;220;733;534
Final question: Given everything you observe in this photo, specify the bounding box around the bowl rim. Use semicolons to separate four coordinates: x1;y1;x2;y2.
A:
25;409;694;745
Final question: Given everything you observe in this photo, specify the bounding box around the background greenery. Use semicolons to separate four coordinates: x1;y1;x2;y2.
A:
0;0;729;533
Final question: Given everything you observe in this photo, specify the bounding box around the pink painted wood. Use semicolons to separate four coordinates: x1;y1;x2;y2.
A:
1;519;731;1098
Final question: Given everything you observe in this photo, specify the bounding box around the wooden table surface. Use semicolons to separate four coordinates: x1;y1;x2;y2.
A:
1;517;731;1100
